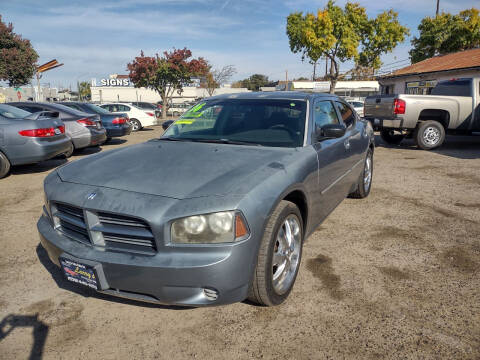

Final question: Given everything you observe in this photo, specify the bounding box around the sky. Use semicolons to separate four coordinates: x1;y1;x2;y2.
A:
1;0;477;89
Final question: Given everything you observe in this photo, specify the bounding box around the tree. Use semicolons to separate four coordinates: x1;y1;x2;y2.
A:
203;65;236;96
0;15;38;87
127;48;209;119
78;81;91;100
358;10;409;74
286;1;408;93
410;8;480;63
233;74;271;91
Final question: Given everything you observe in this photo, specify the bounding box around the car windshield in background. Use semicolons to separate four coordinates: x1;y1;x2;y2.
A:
430;79;472;97
0;104;32;119
162;99;307;147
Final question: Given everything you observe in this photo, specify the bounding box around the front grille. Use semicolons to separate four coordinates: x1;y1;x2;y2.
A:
54;203;90;244
52;203;156;253
97;212;156;252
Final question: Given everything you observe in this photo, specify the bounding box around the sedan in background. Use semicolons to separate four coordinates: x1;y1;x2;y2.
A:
347;100;364;117
99;103;157;131
59;102;132;141
167;103;192;117
8;102;107;157
38;92;374;307
130;102;162;120
0;104;70;178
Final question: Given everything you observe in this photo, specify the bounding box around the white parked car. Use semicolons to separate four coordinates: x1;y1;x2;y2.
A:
167;103;192;117
100;103;158;131
347;100;364;117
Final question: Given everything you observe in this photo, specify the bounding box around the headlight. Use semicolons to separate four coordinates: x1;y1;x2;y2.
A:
171;211;249;244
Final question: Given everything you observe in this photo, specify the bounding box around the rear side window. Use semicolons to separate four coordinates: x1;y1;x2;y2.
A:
313;100;339;129
335;102;355;127
18;105;45;113
431;79;472;97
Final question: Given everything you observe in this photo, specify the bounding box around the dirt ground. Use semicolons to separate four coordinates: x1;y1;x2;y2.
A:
0;127;479;360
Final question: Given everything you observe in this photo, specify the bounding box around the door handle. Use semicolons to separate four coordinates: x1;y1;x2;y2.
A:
344;138;350;150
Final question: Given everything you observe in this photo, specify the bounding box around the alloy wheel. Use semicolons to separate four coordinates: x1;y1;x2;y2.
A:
272;215;301;295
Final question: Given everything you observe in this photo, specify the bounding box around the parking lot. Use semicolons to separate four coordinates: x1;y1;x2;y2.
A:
0;127;479;359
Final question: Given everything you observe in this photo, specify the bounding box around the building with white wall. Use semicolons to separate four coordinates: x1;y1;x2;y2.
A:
378;48;480;95
90;74;249;103
278;80;379;98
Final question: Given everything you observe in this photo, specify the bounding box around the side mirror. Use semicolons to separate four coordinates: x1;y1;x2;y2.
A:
316;123;346;140
162;120;174;130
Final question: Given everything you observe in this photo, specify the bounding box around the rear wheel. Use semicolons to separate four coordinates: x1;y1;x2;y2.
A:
130;119;142;131
380;129;405;145
414;120;445;150
0;151;11;179
349;148;373;199
248;200;303;306
62;141;74;158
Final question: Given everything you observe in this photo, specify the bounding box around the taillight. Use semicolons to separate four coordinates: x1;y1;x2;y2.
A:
393;99;406;114
58;125;65;133
19;127;56;137
146;112;154;117
112;117;127;124
77;118;96;127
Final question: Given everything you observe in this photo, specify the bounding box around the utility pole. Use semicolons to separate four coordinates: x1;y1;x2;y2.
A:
436;0;440;15
325;58;328;79
285;70;288;91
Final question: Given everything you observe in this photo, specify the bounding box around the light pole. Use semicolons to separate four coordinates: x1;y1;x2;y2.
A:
436;0;440;15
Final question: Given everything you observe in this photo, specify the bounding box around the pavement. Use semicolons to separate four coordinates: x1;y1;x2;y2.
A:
0;128;479;359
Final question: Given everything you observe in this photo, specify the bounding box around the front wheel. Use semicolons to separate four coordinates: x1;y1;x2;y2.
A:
380;129;405;145
248;200;303;306
349;148;373;199
0;151;11;179
414;120;445;150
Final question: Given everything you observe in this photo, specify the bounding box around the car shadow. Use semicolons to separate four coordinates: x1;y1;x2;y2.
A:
374;134;480;160
76;146;102;156
9;158;67;176
0;313;49;360
104;138;127;145
35;244;192;310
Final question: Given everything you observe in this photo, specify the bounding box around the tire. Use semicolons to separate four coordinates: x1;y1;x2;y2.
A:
349;148;373;199
414;120;445;150
0;151;11;179
106;137;112;142
62;141;74;158
130;119;142;131
380;129;405;145
248;200;303;306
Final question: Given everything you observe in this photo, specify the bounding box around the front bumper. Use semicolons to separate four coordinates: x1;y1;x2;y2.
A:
37;214;252;306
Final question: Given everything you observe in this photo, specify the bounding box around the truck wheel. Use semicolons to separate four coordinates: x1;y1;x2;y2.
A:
0;151;11;179
380;129;405;145
414;120;445;150
248;200;303;306
349;148;373;199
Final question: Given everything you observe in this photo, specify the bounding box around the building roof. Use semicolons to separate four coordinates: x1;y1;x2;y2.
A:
383;48;480;79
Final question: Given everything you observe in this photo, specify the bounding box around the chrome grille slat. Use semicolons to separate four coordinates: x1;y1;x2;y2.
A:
55;203;90;244
97;212;156;251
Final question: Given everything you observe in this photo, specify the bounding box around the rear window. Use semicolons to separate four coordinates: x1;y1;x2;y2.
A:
46;103;89;116
0;104;31;119
431;79;472;97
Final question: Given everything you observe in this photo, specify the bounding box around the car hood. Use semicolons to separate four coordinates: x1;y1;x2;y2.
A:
57;140;297;199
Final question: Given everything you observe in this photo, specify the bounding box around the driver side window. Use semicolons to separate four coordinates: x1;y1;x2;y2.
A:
314;100;339;130
335;101;355;128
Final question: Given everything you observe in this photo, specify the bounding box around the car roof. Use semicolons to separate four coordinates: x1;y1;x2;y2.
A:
8;101;89;115
206;91;339;101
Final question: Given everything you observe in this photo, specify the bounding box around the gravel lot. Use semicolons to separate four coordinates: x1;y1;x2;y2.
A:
0;127;479;360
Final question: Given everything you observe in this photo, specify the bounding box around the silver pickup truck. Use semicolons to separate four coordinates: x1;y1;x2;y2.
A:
364;78;480;149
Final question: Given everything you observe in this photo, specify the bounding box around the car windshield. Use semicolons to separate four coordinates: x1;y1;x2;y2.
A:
0;104;31;119
82;103;111;114
162;99;307;147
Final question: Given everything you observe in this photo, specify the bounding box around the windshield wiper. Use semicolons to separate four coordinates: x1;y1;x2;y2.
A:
188;138;263;146
157;137;193;142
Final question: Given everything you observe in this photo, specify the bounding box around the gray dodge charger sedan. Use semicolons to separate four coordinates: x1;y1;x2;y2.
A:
38;92;374;307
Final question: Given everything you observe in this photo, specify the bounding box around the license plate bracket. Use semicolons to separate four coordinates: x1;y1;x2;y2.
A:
59;257;99;290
